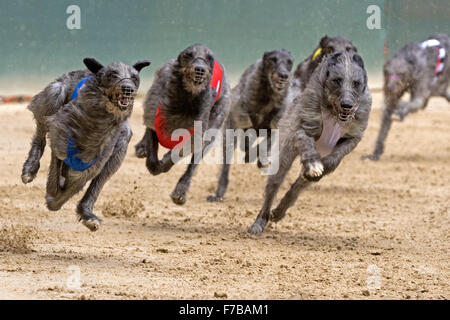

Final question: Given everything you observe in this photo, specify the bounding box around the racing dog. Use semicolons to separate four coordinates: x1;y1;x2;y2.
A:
134;44;231;205
207;49;294;202
362;33;450;161
22;58;151;231
248;51;372;235
294;35;357;90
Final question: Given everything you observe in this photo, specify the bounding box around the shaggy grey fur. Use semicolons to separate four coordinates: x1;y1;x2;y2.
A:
206;49;294;202
294;35;357;90
22;58;150;231
134;44;231;205
248;51;372;235
362;33;450;161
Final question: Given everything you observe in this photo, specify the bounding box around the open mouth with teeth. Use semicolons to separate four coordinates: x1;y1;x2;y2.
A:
337;106;358;122
110;92;135;111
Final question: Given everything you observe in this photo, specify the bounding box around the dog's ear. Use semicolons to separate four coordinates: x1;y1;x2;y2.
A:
352;53;365;69
133;60;151;72
83;58;104;74
319;35;329;48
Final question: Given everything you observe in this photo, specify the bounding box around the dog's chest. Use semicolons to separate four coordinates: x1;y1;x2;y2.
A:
315;110;349;157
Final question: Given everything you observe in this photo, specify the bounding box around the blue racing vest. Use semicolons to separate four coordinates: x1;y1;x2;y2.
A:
63;76;100;171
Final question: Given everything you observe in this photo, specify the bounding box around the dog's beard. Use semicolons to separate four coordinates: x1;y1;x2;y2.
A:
270;73;289;93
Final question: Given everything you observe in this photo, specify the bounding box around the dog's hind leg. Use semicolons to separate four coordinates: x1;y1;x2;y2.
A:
22;121;47;184
248;145;296;235
207;127;235;202
271;175;311;222
77;123;131;231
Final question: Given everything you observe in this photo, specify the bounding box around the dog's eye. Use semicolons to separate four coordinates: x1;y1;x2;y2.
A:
271;57;278;63
206;55;213;62
353;80;361;89
346;47;352;52
332;78;342;86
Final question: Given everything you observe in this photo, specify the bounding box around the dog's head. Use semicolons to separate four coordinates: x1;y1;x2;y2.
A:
177;44;215;95
262;49;294;93
314;35;358;62
383;54;414;96
321;52;367;122
83;58;151;114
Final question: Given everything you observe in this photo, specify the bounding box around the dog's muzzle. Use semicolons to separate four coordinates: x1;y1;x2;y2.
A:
116;84;136;111
193;66;207;85
338;102;358;122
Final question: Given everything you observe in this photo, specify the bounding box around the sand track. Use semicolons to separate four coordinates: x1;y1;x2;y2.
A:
0;93;448;299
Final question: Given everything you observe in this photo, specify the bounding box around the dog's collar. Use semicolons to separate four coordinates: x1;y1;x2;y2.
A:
72;76;94;100
312;48;322;61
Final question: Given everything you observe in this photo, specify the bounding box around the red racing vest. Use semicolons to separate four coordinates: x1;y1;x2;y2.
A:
154;60;223;149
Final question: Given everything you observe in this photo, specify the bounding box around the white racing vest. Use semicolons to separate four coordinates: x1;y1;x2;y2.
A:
420;39;446;76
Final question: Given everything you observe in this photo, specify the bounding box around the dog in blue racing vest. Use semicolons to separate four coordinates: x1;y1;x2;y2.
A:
22;58;150;231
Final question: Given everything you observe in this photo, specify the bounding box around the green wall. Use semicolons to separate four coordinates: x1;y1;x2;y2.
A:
0;0;448;93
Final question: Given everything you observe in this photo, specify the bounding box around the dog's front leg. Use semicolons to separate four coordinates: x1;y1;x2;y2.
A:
296;128;324;182
322;136;360;175
77;125;131;231
394;82;431;119
22;122;47;184
135;127;150;158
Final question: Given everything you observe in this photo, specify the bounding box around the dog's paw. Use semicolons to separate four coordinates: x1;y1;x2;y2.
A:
135;144;147;158
21;173;35;184
146;161;162;175
270;208;286;222
302;160;324;181
247;218;267;236
361;154;380;161
171;191;187;205
81;218;102;232
206;195;224;203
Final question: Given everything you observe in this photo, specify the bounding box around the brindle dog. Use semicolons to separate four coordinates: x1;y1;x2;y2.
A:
362;33;450;161
22;58;150;231
207;49;294;202
294;35;357;90
248;52;372;235
134;44;231;205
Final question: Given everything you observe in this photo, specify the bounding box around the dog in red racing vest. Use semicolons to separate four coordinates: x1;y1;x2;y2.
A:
135;44;231;205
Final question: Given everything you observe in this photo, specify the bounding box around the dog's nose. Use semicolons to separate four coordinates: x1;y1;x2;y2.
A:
194;66;206;75
341;102;353;110
278;72;289;80
121;85;135;95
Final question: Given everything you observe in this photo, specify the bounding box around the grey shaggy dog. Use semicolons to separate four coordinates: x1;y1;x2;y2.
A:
294;35;357;90
134;44;231;205
362;33;450;161
206;49;294;202
22;58;151;231
248;51;372;235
